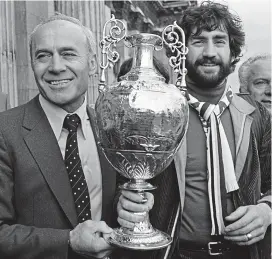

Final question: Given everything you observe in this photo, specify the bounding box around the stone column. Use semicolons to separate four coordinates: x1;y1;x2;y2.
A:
0;0;18;107
14;0;54;106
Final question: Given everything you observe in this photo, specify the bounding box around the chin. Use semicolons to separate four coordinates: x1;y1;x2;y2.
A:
46;94;71;106
198;77;221;88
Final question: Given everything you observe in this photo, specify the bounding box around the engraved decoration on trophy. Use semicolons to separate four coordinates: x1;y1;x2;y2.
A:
95;16;189;250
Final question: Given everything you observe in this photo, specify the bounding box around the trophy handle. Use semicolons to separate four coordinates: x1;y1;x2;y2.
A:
162;21;188;91
99;14;127;93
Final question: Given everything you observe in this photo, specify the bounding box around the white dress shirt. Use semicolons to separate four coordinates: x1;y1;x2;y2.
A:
39;94;102;221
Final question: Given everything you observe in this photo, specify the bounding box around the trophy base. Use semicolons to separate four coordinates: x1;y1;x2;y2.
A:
107;227;172;250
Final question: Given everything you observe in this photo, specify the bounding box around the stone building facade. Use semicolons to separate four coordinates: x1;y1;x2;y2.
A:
0;0;196;108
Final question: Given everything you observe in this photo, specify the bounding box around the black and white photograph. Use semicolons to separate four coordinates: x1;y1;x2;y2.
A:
0;1;271;258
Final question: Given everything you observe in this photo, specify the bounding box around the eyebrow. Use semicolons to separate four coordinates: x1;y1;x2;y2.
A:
34;46;78;56
59;47;78;52
213;35;228;40
190;34;228;40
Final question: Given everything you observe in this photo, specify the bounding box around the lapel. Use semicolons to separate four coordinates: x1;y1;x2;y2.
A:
229;94;255;180
87;106;116;220
23;96;78;227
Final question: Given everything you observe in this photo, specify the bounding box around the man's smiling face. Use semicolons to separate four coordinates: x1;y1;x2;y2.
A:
31;20;93;112
186;27;232;88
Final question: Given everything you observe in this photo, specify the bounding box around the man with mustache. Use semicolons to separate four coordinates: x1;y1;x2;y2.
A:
239;54;271;114
115;2;271;259
0;13;116;259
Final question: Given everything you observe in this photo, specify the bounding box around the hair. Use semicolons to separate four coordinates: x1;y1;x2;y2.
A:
29;12;96;62
117;56;170;83
177;1;245;69
238;54;271;92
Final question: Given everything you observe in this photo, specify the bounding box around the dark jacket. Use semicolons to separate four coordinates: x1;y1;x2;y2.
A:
0;96;116;259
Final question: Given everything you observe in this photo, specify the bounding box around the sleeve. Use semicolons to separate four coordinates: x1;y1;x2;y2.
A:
0;128;70;259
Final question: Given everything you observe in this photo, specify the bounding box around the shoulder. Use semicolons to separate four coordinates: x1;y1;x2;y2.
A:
0;99;35;132
235;92;271;140
0;105;24;132
236;93;270;119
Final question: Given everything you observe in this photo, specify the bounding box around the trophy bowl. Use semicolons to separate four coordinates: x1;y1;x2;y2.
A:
95;16;189;250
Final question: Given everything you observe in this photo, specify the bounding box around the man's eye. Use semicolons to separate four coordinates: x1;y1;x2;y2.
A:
192;40;203;45
215;40;225;44
36;53;51;60
62;52;76;57
255;80;267;85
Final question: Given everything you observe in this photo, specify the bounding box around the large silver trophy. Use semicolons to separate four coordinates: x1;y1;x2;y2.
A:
95;15;189;250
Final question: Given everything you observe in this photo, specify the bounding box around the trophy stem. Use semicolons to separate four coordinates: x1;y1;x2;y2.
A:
107;180;172;250
108;206;172;250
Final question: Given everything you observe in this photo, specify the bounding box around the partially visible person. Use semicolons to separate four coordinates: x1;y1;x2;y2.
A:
117;56;170;83
239;54;271;113
0;13;116;259
0;92;9;112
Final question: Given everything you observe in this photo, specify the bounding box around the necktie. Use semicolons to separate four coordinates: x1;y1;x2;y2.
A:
63;114;91;223
187;86;239;235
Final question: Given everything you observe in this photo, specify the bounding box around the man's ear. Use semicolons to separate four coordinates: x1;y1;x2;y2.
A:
230;56;237;73
88;53;97;76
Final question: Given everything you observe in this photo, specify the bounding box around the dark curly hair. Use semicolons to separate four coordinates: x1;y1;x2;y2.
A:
178;1;245;67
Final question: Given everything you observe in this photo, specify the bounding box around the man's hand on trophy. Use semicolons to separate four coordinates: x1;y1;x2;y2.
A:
69;220;114;258
117;190;154;229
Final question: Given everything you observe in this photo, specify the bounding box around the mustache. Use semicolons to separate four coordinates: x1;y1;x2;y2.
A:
195;58;221;66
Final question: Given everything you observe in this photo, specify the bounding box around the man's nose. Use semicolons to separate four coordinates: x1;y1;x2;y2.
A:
203;42;216;58
48;54;66;73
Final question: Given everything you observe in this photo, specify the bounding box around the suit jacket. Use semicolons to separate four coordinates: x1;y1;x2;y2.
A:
115;93;271;259
0;92;9;112
0;95;116;259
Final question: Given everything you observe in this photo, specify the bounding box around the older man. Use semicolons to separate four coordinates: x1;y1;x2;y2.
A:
239;54;271;113
0;14;116;259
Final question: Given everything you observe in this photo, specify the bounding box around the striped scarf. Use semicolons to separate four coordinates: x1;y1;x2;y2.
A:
187;85;239;235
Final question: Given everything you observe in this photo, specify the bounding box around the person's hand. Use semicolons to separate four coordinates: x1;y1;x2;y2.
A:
224;203;272;245
69;220;114;258
117;190;154;229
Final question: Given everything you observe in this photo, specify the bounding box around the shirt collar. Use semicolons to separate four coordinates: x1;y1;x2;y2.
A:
39;94;89;141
